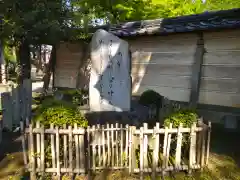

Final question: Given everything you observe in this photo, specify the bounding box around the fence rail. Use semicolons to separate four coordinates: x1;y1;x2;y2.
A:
21;120;211;179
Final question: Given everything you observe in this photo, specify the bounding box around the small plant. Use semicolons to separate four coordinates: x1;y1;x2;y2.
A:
139;90;163;108
164;109;198;128
33;98;88;128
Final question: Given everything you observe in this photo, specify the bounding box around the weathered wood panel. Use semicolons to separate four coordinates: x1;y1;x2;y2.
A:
199;91;240;107
202;65;240;79
132;74;191;89
199;30;240;107
129;33;196;102
132;64;193;76
134;85;191;102
200;78;240;93
203;51;240;65
129;34;198;53
132;52;194;65
55;43;83;88
204;29;240;51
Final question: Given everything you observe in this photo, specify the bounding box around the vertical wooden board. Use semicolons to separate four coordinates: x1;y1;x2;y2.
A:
1;92;13;130
125;125;129;167
69;125;73;175
175;124;183;169
102;125;106;167
74;124;80;170
162;126;168;171
50;124;56;169
201;125;206;168
12;86;20;125
189;123;197;171
63;124;68;168
79;127;85;169
190;35;204;107
24;79;32;122
116;123;119;167
120;124;123;167
206;122;212;166
97;124;101;167
143;123;148;168
20;121;28;167
106;124;110;166
40;124;45;173
92;125;96;171
87;126;91;178
166;124;173;168
128;126;132;173
36;122;41;169
29;124;36;178
56;126;60;177
140;127;144;180
111;124;114;166
131;126;137;171
152;123;160;179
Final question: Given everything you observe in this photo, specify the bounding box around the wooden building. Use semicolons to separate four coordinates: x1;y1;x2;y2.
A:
53;8;240;109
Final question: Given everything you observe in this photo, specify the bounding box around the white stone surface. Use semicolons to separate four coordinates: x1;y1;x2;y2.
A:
89;29;131;112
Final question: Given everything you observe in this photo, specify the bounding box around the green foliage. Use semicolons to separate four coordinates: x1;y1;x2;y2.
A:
56;88;88;105
139;90;163;108
33;98;88;128
164;109;198;128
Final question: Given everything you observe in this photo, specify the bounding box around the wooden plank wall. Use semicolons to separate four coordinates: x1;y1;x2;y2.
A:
129;34;198;102
199;29;240;107
54;43;84;88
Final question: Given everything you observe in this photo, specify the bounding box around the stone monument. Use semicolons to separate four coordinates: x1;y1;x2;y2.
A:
89;29;131;112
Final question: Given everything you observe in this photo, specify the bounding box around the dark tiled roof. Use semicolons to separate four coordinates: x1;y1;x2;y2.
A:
108;8;240;37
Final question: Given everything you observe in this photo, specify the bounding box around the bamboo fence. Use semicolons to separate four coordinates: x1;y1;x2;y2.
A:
21;120;211;179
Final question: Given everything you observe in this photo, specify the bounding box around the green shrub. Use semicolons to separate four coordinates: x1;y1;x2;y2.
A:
55;88;88;105
33;98;88;178
33;98;88;128
164;109;198;128
139;90;163;108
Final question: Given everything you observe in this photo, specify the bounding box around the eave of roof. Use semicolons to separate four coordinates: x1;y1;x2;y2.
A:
107;8;240;37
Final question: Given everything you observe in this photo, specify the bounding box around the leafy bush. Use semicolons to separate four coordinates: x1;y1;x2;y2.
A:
54;88;88;105
164;109;198;128
139;90;163;108
33;98;88;128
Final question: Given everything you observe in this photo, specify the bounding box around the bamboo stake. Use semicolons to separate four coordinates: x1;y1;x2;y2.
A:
120;124;123;168
140;127;144;180
50;124;56;170
175;123;183;170
40;124;45;174
36;121;41;169
107;123;110;166
63;124;68;168
56;126;60;179
116;123;119;167
111;124;114;166
102;125;106;167
74;124;80;170
152;123;160;179
29;123;36;179
69;125;73;176
20;121;28;168
206;122;211;166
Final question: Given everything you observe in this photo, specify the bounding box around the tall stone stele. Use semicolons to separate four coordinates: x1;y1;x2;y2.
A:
89;29;131;112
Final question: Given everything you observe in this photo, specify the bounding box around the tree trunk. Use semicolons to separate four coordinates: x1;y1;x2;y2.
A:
0;41;7;83
42;45;56;94
17;39;31;84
